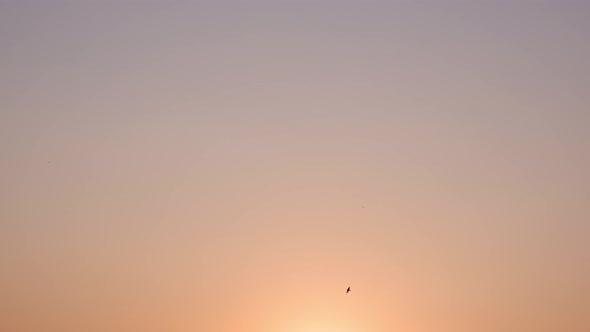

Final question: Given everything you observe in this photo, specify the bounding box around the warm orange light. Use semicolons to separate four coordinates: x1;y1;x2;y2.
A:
288;324;354;332
280;317;360;332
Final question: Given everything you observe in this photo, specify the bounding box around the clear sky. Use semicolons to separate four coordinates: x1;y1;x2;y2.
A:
1;1;589;331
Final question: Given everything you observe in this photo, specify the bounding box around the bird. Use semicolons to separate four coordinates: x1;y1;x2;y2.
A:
346;287;351;294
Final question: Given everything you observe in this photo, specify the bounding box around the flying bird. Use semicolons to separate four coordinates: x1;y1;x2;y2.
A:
346;287;351;294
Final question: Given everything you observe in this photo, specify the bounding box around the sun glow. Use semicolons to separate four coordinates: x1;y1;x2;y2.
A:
279;316;362;332
288;322;356;332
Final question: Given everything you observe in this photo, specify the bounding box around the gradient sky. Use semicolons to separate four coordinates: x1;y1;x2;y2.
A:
1;1;589;332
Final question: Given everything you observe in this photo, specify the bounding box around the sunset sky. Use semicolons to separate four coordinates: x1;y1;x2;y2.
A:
1;1;589;331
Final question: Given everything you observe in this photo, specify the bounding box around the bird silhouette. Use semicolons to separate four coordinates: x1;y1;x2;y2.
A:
346;287;351;294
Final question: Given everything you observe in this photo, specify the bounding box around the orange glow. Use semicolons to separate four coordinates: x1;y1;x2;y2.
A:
2;2;589;332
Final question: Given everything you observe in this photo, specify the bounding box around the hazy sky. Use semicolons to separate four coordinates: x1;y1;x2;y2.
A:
1;1;589;332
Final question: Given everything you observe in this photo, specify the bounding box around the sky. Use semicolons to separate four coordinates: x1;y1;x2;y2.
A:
1;1;589;332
